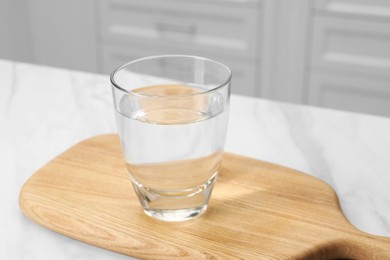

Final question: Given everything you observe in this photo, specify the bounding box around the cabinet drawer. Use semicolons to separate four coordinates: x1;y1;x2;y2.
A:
101;43;257;97
314;0;390;19
308;71;390;117
310;15;390;76
98;0;260;59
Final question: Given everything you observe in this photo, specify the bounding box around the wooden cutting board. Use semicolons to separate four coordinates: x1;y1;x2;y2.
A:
19;134;390;259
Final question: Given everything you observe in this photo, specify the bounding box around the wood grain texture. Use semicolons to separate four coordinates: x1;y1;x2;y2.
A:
19;134;390;259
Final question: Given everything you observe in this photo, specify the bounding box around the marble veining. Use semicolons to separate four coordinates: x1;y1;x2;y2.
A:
1;59;390;259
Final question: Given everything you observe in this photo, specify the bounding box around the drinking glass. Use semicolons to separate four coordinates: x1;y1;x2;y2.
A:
110;55;231;221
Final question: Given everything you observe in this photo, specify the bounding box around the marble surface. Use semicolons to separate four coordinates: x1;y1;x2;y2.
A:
1;59;389;259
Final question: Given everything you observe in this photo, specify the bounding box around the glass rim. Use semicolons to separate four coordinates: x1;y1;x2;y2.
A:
110;55;232;98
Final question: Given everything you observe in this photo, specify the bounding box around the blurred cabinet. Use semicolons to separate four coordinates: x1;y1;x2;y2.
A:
309;71;390;116
1;0;99;72
2;0;390;116
307;0;390;117
0;0;31;62
96;0;261;96
25;0;98;72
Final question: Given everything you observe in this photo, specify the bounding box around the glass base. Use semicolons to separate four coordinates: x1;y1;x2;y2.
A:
131;174;217;222
143;205;208;222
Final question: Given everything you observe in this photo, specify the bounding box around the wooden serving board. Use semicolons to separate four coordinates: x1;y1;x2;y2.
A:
19;134;390;259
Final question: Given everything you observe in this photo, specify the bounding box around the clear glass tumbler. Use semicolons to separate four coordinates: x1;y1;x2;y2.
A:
110;55;231;221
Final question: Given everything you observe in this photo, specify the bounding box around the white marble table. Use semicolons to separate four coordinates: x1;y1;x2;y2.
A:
1;59;389;259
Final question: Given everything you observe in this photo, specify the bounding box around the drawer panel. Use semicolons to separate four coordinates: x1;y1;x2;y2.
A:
314;0;390;19
98;0;260;59
101;43;257;97
310;15;390;76
308;71;390;117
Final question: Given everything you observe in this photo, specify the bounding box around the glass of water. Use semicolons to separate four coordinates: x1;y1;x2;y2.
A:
110;55;231;221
